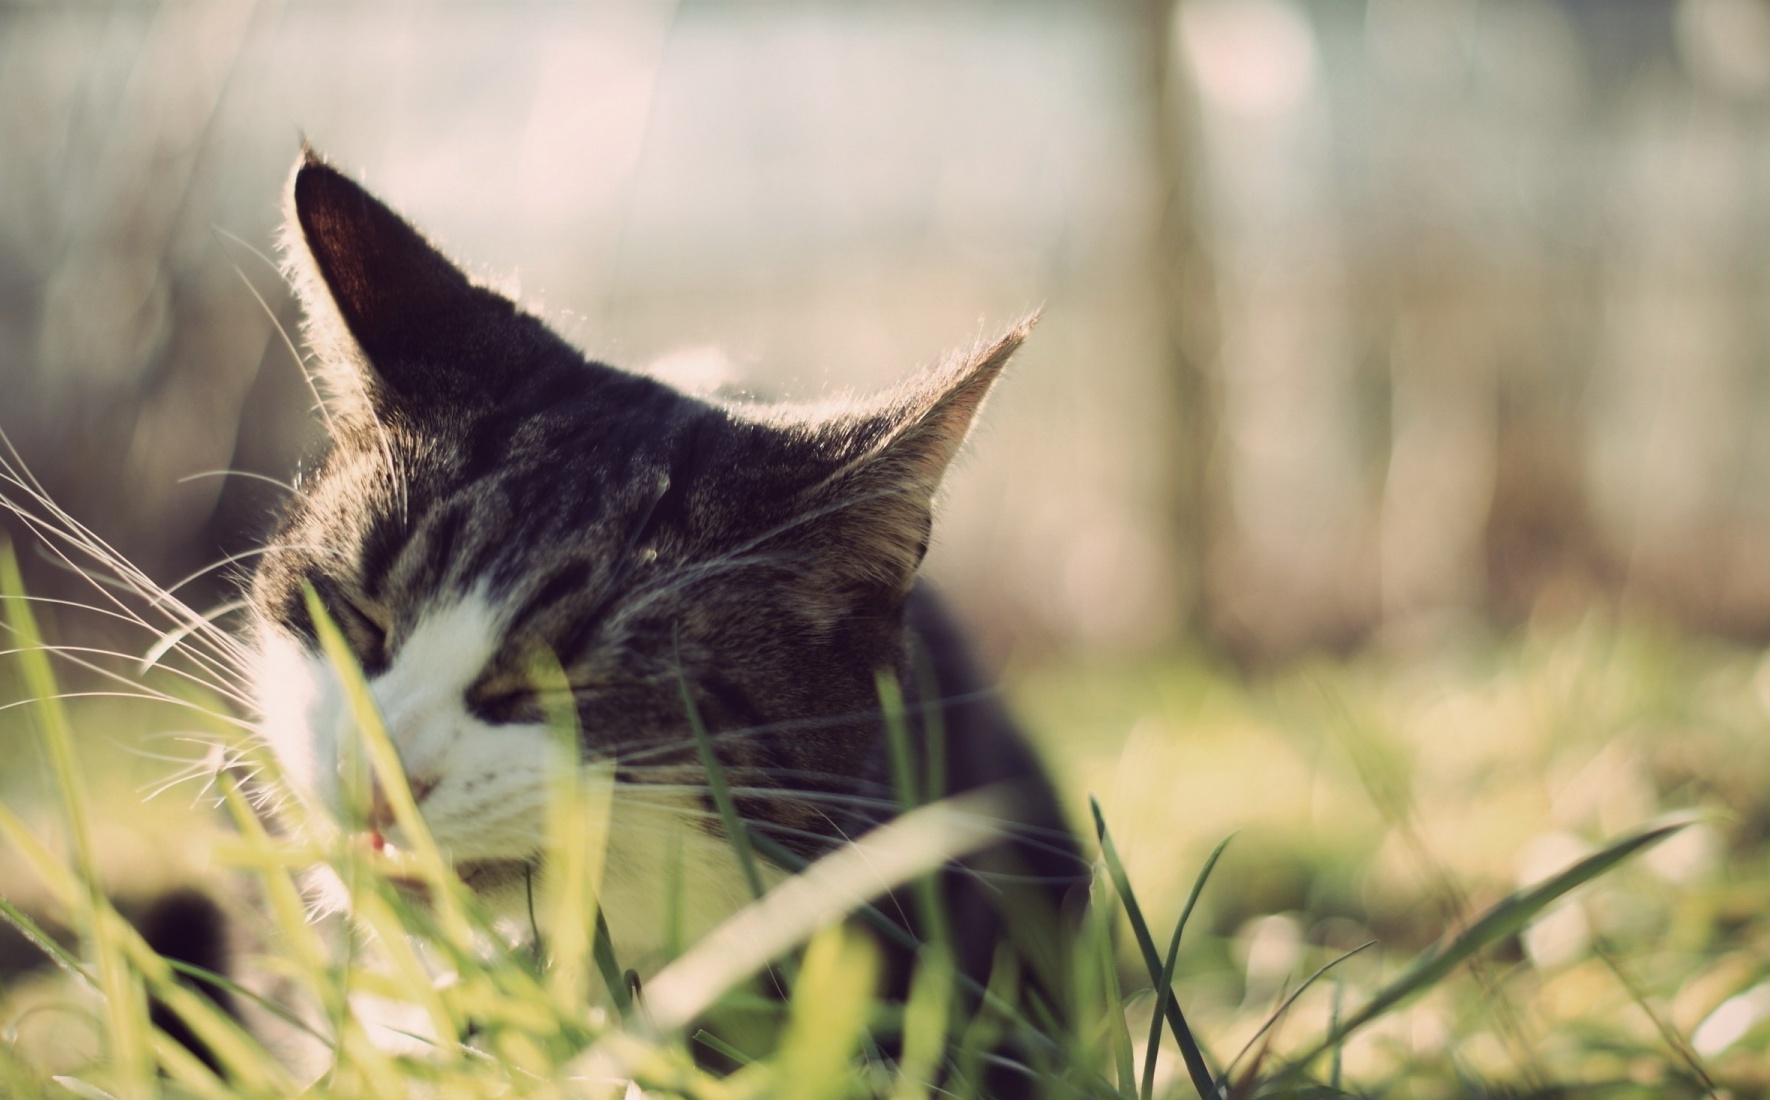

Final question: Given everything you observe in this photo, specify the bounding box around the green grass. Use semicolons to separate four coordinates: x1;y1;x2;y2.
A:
2;552;1764;1097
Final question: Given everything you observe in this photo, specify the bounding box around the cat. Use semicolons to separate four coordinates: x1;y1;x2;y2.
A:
153;150;1089;1091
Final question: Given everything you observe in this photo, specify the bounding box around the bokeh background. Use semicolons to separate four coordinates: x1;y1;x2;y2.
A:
6;0;1770;1090
17;0;1770;664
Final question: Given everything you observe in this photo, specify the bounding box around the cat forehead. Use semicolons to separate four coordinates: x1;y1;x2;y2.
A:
262;394;829;611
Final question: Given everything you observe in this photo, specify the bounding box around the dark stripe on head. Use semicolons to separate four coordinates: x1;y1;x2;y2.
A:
698;673;768;738
358;515;407;600
510;559;595;636
418;499;470;591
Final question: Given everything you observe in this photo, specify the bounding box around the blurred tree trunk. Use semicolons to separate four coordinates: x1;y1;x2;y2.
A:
1139;0;1223;645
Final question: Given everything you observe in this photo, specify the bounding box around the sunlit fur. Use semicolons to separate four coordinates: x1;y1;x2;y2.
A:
239;154;1087;1007
254;585;773;964
0;154;1088;1069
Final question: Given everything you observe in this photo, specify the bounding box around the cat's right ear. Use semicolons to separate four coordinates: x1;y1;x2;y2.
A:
283;150;530;421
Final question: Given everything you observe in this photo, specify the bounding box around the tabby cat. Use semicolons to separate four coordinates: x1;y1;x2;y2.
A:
172;151;1086;1089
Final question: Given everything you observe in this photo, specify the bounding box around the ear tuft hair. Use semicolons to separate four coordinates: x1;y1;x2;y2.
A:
281;150;531;421
787;316;1036;612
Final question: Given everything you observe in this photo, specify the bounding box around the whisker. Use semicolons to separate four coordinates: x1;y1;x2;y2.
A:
0;635;252;711
140;599;250;675
611;550;801;624
611;781;1086;868
0;464;254;677
177;469;297;494
595;686;1001;765
215;237;337;438
157;543;328;600
0;691;252;728
0;460;259;673
0;592;199;636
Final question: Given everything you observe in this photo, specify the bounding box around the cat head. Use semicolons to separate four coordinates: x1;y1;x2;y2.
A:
248;151;1030;907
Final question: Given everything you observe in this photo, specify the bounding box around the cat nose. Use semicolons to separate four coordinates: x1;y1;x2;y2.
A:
367;773;438;832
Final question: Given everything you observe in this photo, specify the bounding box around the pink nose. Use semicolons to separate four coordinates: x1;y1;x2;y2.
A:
367;774;437;832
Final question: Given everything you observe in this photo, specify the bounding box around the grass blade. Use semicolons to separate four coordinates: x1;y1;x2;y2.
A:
301;584;474;949
0;893;93;988
593;907;631;1016
1594;938;1720;1099
1220;942;1374;1088
891;945;955;1100
1291;816;1691;1069
1092;796;1218;1099
1144;835;1233;1100
776;924;880;1100
533;646;620;1017
2;545;152;1097
876;670;954;962
615;790;1005;1037
674;637;766;902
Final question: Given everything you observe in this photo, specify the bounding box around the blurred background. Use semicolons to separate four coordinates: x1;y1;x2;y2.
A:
15;0;1770;665
7;0;1770;1087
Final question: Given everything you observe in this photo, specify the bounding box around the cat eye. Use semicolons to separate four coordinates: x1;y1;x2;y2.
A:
468;687;539;725
467;672;594;725
320;590;390;665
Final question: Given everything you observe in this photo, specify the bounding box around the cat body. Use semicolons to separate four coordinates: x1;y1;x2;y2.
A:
206;152;1084;1085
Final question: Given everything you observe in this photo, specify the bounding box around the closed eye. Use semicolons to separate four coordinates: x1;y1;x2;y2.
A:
307;580;391;672
466;675;597;725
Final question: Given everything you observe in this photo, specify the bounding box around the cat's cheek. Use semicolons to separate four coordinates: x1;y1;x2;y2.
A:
417;720;554;863
250;628;345;820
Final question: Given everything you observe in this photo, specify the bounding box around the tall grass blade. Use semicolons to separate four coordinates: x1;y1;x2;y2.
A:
0;893;93;987
1291;816;1691;1070
877;670;919;810
1091;890;1136;1092
674;638;766;902
1091;796;1218;1100
2;544;152;1097
909;649;947;805
1220;942;1373;1088
775;923;879;1100
1594;939;1720;1099
532;645;620;1016
877;670;953;961
608;790;1005;1038
1143;835;1233;1100
593;908;631;1016
301;584;474;948
891;945;955;1100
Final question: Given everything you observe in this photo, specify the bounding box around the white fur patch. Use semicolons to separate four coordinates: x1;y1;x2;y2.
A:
252;589;775;968
364;595;554;864
253;591;549;865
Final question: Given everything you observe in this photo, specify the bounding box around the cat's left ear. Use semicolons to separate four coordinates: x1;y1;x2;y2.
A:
284;150;541;420
796;317;1035;607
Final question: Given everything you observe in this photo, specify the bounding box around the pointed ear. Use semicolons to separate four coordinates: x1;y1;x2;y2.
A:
791;317;1035;610
283;150;531;418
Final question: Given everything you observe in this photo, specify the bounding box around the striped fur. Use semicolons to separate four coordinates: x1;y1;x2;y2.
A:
252;153;1085;1013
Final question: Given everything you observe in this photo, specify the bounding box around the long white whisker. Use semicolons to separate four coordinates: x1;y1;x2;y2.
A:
0;540;247;693
216;240;338;438
140;599;249;675
0;453;253;673
177;469;297;494
157;543;320;600
0;691;252;728
0;641;247;708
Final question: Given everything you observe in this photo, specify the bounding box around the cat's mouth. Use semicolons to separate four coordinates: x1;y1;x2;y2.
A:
360;832;530;901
